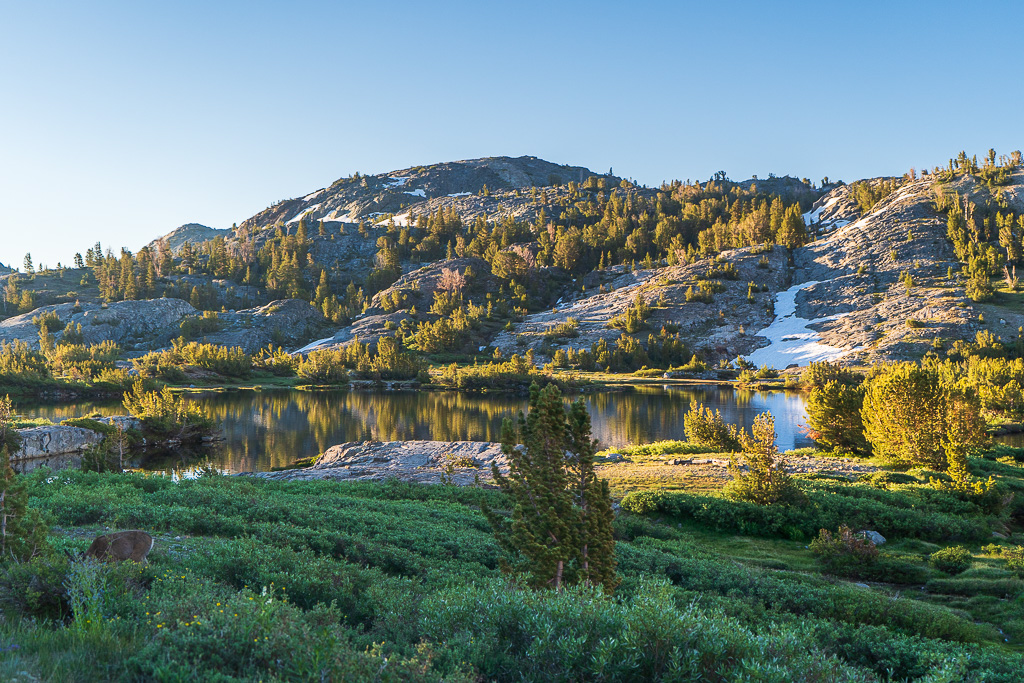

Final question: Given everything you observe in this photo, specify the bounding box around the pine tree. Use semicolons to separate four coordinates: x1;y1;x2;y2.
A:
0;397;48;561
861;363;987;468
805;380;867;453
314;270;331;306
724;412;803;505
564;399;618;589
484;383;618;591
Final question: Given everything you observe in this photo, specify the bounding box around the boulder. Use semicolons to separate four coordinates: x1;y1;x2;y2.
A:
84;530;155;563
857;530;886;546
13;425;104;459
96;416;143;431
253;440;507;485
0;298;197;352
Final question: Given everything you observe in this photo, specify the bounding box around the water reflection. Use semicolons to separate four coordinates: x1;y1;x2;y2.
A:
16;386;816;474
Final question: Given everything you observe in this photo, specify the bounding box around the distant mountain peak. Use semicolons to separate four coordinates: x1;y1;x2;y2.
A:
146;223;231;254
237;155;619;232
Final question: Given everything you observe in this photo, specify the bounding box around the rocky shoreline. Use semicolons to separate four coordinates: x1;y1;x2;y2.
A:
249;439;879;486
252;440;508;486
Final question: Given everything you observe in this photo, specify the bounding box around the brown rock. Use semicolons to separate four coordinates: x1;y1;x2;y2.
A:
84;530;155;563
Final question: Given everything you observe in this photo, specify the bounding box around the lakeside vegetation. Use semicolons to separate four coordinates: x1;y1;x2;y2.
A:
1;367;1023;680
4;149;1024;679
1;435;1022;680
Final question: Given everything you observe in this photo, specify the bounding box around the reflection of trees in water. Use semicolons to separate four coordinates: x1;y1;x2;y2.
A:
189;390;529;471
19;387;815;473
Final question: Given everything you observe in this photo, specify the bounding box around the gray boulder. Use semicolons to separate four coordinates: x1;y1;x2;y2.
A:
857;530;886;546
13;425;104;459
253;440;507;485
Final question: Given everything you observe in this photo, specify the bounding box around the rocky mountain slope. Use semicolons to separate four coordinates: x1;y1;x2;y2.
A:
146;223;231;254
0;297;327;355
763;168;1024;365
5;154;1022;369
239;156;619;231
490;246;789;363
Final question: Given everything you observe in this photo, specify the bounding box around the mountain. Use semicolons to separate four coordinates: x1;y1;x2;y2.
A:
237;156;619;230
146;223;231;254
4;152;1022;369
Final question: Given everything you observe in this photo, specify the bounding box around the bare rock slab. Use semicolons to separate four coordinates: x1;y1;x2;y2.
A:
254;440;507;485
13;425;104;459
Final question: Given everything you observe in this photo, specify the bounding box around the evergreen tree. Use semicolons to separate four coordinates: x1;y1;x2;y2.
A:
805;380;867;453
724;412;803;505
861;363;987;468
484;383;617;591
314;270;331;307
0;396;48;561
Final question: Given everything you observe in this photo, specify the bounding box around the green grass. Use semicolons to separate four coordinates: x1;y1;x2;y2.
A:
0;469;1021;681
10;416;53;429
597;439;725;459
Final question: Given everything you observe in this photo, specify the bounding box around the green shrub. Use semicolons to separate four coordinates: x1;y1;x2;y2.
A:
805;380;867;453
724;413;804;506
929;546;973;574
620;483;992;543
682;402;740;451
178;311;222;339
810;525;879;569
607;294;651;333
121;380;211;439
542;317;579;340
0;554;70;620
861;363;986;468
801;361;860;389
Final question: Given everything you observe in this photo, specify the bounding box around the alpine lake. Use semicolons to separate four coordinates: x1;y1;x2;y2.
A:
15;384;826;474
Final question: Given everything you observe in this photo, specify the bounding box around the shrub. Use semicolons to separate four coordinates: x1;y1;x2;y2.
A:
724;412;804;506
0;395;20;454
121;379;211;439
1001;545;1024;577
133;338;252;380
0;554;70;620
178;311;222;339
805;380;867;453
810;525;879;570
0;444;48;561
929;546;972;574
704;261;740;280
861;363;986;468
542;317;579;340
801;361;860;389
620;483;991;543
682;402;740;451
608;294;650;333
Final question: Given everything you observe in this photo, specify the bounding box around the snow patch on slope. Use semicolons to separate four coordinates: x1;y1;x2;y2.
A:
294;336;336;354
803;196;840;225
745;281;862;368
405;189;426;198
287;204;321;224
375;213;412;227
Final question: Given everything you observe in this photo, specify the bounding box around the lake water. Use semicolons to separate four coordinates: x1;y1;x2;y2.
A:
15;385;815;474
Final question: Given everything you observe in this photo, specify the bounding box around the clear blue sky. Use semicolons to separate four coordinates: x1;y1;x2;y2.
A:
2;1;1021;269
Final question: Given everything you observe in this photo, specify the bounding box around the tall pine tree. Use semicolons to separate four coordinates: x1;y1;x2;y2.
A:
0;396;48;561
485;383;617;591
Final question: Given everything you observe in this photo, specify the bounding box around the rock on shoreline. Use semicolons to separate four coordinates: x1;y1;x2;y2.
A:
12;417;143;461
252;440;507;485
